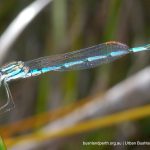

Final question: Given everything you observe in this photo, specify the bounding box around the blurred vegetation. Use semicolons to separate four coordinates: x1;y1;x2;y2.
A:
0;0;150;149
0;136;6;150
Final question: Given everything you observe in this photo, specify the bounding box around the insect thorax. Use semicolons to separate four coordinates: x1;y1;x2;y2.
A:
0;61;29;82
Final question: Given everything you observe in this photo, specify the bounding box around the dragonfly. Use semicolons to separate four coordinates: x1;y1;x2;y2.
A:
0;41;150;113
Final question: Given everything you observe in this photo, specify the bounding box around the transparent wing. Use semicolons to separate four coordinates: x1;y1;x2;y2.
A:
25;42;129;72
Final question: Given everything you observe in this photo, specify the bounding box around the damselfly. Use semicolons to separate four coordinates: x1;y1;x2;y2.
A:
0;41;149;113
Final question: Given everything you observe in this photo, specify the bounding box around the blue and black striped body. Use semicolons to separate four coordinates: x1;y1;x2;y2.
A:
0;41;131;82
24;41;130;76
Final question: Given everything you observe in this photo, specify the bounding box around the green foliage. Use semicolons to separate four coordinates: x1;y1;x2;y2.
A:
0;137;6;150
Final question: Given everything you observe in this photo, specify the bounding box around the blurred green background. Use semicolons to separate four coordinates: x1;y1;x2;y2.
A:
0;0;150;149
